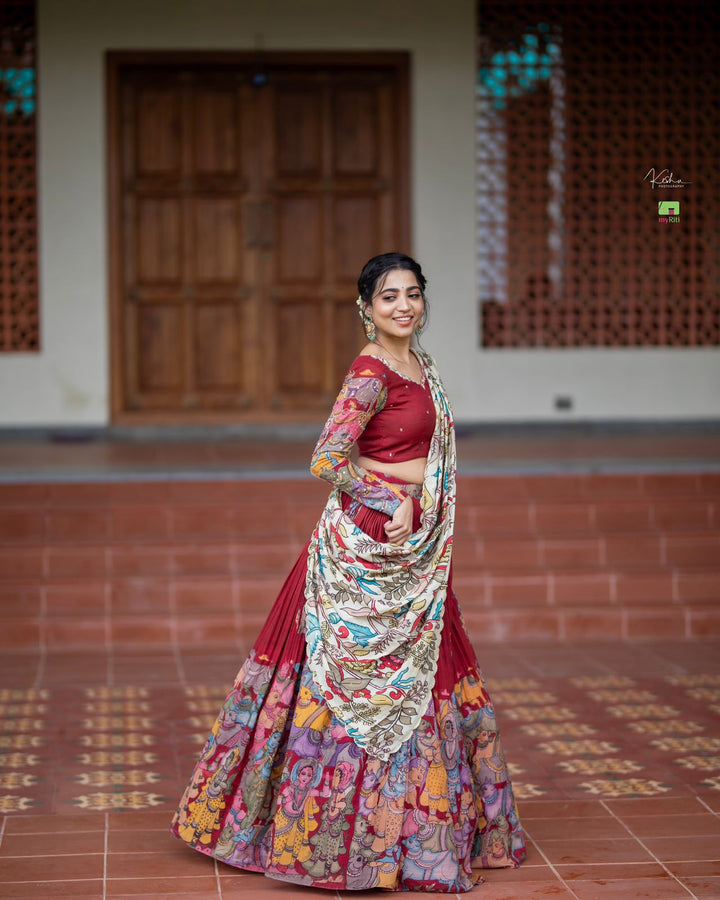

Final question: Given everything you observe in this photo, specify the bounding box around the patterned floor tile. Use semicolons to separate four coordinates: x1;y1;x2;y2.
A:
0;642;717;899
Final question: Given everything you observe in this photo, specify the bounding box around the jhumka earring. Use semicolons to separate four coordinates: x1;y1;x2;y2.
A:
356;294;376;342
415;311;427;336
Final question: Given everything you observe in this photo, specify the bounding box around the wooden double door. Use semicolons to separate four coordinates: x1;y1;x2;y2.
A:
109;54;410;422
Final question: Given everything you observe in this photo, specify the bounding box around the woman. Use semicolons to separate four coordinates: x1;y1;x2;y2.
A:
171;253;526;892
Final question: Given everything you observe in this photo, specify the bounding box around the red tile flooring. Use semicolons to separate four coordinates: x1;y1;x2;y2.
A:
0;642;719;899
1;470;719;652
1;430;719;897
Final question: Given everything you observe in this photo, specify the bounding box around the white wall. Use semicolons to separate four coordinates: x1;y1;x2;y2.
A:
0;0;717;425
447;348;720;422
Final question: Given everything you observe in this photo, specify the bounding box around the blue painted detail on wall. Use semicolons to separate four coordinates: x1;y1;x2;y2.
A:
1;68;35;116
478;26;559;109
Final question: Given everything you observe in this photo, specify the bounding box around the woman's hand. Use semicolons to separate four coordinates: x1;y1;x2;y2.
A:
384;496;414;545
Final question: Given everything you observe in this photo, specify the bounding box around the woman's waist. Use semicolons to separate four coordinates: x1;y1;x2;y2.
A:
341;485;423;535
357;456;425;494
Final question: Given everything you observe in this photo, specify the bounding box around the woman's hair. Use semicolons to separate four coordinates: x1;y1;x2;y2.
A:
357;252;427;303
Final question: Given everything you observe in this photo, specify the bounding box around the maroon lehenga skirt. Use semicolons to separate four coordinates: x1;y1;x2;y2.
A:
171;495;527;892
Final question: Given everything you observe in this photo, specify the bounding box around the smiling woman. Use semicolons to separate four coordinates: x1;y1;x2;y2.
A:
352;255;431;493
171;253;527;892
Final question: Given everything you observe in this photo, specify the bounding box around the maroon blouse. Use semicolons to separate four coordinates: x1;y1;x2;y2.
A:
355;356;435;463
310;353;436;516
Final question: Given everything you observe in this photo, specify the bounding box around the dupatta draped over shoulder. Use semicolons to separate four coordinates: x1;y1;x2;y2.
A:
304;351;456;760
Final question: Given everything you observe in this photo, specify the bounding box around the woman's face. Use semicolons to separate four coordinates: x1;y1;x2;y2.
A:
366;268;424;343
298;765;313;787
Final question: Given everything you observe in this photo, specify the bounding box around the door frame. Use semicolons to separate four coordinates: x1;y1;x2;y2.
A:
106;50;411;425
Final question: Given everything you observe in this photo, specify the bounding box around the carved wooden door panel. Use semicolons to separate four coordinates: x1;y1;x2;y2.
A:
118;70;258;415
259;70;406;411
112;58;408;421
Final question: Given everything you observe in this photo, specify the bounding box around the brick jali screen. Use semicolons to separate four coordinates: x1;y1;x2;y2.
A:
477;0;720;348
0;0;38;352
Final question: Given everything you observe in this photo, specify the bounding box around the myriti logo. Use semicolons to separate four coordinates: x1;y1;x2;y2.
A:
658;200;680;223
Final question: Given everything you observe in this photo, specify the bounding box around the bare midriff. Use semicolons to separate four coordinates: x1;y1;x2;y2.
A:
358;455;427;489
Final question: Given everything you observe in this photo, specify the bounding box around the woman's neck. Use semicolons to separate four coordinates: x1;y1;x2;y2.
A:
373;337;414;364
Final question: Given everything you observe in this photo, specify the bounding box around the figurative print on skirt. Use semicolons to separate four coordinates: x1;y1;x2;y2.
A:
171;528;527;892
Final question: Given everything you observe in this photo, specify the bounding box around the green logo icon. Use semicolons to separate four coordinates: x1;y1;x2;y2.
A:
658;200;680;217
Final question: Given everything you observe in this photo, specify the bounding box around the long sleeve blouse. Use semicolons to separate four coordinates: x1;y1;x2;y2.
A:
310;355;434;517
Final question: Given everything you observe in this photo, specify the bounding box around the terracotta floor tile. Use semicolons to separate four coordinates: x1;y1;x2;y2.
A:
641;834;720;861
697;793;720;814
174;614;240;646
642;474;704;496
107;894;221;900
46;484;111;505
110;658;179;684
488;575;548;607
174;578;235;612
110;579;172;613
620;812;720;838
3;814;106;835
0;483;48;504
104;875;219;897
606;796;710;817
689;606;720;638
178;652;246;682
569;875;697;899
110;616;174;647
0;585;42;617
111;506;171;541
108;811;176;831
542;538;603;568
0;548;44;579
680;876;720;899
40;656;109;685
535;502;594;534
0;619;41;650
0;831;105;857
170;505;236;539
538;837;654;865
215;871;275;885
107;828;179;854
666;860;720;877
555;861;668;881
0;853;104;882
471;851;554;882
43;582;108;615
46;509;111;542
520;800;612;819
431;880;576;900
0;656;41;686
222;882;340;899
526;816;629;841
614;572;675;604
44;617;110;651
626;606;689;640
0;883;103;900
105;848;213;879
108;651;177;665
0;460;718;900
562;609;624;640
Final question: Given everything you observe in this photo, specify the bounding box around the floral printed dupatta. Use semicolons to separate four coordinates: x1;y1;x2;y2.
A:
304;351;456;761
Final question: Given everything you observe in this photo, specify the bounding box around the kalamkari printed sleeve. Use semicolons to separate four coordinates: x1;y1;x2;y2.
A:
310;359;407;516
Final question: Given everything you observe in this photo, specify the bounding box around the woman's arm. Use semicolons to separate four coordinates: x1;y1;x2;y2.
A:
310;361;408;517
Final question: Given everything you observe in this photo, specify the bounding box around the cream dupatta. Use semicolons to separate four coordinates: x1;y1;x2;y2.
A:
303;351;456;760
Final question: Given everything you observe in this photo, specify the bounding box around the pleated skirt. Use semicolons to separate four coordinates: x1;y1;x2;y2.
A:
170;496;527;892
